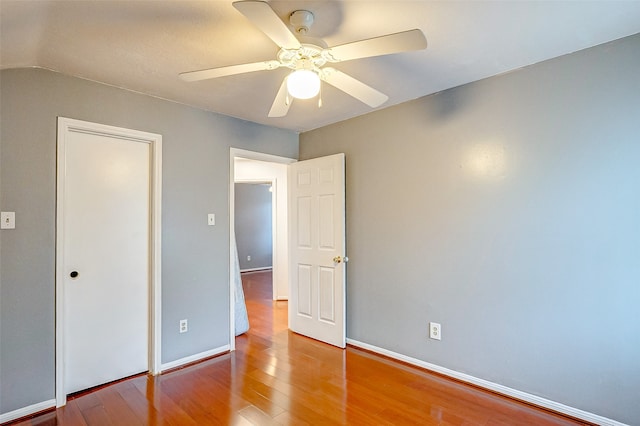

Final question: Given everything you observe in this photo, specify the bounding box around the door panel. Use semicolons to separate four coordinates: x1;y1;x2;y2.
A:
63;129;150;394
289;153;346;348
319;195;335;249
297;196;312;248
319;267;336;323
297;264;313;317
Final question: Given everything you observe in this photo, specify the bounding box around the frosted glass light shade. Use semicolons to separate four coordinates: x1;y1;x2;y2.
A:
287;70;320;99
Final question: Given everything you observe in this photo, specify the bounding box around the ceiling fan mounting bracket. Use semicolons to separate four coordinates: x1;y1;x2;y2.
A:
289;10;314;35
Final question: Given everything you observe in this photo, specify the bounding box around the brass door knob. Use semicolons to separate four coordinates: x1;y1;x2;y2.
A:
333;256;349;264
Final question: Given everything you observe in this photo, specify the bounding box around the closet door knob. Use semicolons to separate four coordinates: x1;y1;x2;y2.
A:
70;271;79;278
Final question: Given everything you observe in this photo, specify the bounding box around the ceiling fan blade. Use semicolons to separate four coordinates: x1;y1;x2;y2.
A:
268;77;292;117
179;60;280;82
233;1;301;50
323;29;427;62
322;67;388;108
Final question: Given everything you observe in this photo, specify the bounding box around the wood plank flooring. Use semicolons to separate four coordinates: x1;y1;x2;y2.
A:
8;271;588;425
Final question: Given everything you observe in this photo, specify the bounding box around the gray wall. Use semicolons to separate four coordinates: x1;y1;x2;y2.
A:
300;34;640;424
235;183;273;270
0;68;297;414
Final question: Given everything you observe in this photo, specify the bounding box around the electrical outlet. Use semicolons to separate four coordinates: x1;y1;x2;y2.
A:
179;319;188;333
429;322;441;340
247;255;251;261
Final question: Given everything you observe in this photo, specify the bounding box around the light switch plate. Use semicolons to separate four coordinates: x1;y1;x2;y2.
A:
208;213;215;226
1;212;15;229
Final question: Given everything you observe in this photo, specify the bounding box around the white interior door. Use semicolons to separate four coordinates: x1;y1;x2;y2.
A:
289;153;346;348
62;127;150;394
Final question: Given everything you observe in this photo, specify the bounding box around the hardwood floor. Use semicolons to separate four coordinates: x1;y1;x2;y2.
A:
9;270;588;425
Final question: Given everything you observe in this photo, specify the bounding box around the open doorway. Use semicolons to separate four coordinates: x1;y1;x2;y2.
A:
230;150;347;349
234;181;276;337
229;149;296;349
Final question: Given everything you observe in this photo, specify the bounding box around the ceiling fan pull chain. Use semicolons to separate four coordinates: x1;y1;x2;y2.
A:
318;84;323;108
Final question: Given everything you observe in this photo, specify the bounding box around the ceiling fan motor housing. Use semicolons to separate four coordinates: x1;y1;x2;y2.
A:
277;44;326;72
290;10;314;34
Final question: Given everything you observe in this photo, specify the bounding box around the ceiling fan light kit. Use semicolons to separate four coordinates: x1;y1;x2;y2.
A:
179;0;427;118
287;69;320;99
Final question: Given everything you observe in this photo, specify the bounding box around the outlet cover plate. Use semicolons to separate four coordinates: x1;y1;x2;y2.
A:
429;322;441;340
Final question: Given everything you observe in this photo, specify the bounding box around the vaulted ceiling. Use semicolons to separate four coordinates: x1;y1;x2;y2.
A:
2;1;639;132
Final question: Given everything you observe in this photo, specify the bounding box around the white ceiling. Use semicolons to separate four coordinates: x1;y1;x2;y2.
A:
1;1;639;132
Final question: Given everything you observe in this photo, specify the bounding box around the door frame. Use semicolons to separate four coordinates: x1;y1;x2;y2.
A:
229;148;295;350
55;117;162;407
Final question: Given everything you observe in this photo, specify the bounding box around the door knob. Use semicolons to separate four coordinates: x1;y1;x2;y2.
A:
70;271;79;278
333;256;349;264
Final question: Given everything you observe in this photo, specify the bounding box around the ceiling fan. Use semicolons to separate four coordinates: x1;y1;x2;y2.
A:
179;0;427;117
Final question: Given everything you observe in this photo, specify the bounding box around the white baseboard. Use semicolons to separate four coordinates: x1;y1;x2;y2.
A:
346;339;627;426
0;398;56;424
160;344;230;372
240;267;272;273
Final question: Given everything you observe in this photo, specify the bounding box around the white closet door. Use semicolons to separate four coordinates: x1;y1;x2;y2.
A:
62;127;150;394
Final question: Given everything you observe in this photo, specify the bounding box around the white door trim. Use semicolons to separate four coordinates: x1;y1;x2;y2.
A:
55;117;162;407
229;148;295;350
